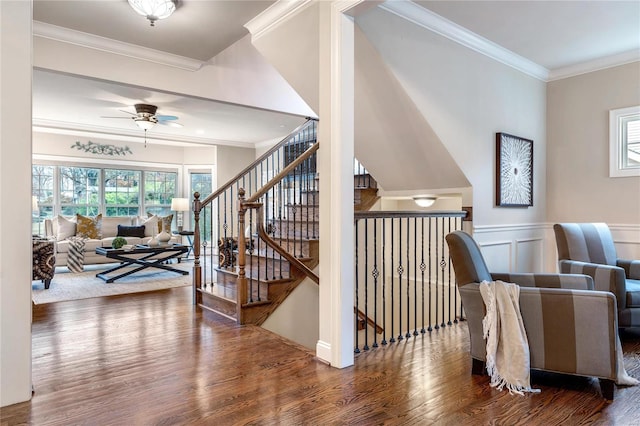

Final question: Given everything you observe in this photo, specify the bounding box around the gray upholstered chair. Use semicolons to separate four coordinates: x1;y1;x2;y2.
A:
554;223;640;329
446;230;620;399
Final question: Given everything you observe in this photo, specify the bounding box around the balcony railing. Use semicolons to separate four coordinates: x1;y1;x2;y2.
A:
354;211;467;353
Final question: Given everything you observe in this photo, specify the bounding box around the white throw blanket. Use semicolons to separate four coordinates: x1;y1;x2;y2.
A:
479;280;540;395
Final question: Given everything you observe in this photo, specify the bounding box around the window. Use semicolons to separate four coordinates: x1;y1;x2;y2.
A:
59;166;101;216
104;169;141;216
610;105;640;177
190;171;213;236
145;171;177;217
32;164;178;222
32;165;55;235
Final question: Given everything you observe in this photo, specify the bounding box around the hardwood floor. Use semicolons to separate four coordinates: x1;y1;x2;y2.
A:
3;287;640;425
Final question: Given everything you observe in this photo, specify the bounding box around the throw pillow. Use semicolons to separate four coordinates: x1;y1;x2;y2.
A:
55;215;76;241
117;225;146;238
76;213;102;239
147;212;173;233
137;215;159;237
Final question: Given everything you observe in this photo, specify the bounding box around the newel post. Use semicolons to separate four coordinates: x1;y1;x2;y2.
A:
192;192;202;306
237;188;247;324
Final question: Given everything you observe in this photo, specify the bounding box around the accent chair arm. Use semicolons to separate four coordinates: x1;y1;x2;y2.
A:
519;287;618;381
617;259;640;280
490;272;594;290
558;260;627;310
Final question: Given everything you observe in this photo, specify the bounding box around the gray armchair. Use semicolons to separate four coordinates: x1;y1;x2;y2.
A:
554;223;640;329
446;230;619;399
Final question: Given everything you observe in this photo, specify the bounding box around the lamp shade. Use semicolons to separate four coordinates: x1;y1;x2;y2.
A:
134;117;156;131
128;0;176;26
413;196;437;208
171;197;190;211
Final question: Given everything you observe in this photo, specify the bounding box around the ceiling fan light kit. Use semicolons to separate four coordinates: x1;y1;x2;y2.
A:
128;0;176;26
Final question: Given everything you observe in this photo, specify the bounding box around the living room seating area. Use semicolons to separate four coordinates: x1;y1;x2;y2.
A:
44;214;179;268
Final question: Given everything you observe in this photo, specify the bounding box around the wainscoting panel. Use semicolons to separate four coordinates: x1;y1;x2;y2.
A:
515;238;544;273
473;224;548;273
478;240;512;272
610;224;640;260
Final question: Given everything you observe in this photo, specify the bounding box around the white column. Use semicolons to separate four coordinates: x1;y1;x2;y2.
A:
0;0;33;406
317;1;357;368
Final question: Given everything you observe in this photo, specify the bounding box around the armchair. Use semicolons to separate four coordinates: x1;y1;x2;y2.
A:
554;223;640;329
446;230;619;399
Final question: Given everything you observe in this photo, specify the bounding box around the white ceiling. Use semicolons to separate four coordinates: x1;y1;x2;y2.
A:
416;0;640;71
32;0;640;148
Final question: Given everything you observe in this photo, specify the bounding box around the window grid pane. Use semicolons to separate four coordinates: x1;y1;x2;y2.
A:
104;169;141;217
145;171;177;216
59;166;101;216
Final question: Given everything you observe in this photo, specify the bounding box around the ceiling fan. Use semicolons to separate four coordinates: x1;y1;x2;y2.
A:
102;103;183;131
102;103;183;147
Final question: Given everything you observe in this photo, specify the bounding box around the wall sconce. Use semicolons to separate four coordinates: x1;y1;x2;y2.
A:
413;196;437;208
170;197;190;232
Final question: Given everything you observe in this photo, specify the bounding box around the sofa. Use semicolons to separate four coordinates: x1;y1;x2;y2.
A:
45;214;179;267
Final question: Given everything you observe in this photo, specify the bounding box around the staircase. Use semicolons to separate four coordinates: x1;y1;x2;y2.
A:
192;119;379;326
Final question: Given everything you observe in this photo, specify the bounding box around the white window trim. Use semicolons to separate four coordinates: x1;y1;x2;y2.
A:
609;105;640;178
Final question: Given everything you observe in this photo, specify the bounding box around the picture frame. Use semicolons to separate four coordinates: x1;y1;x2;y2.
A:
496;132;533;207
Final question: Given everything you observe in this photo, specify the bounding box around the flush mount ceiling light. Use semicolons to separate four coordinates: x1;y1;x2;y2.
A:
413;196;437;208
128;0;176;26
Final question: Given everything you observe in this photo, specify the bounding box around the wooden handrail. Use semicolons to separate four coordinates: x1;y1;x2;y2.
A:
245;142;319;204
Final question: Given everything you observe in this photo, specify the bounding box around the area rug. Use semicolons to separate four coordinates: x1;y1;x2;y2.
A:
32;262;192;304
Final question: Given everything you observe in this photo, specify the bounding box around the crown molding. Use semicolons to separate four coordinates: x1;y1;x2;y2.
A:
379;1;549;81
244;0;314;41
33;21;206;72
32;118;254;148
548;50;640;81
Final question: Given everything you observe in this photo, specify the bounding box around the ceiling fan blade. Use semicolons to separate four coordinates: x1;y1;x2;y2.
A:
156;115;179;121
158;121;183;128
101;116;134;119
119;109;137;116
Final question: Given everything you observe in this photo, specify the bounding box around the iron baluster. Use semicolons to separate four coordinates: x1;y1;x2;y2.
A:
420;217;426;334
355;220;360;354
372;218;379;348
390;218;395;343
381;218;387;346
413;216;418;336
397;218;403;341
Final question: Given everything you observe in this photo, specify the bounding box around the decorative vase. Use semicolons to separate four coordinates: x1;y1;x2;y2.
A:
157;230;171;245
148;236;159;247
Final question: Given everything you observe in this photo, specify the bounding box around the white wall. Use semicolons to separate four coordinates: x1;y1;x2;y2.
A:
547;62;640;225
354;26;470;193
1;0;33;406
356;8;547;229
216;145;256;188
261;278;319;350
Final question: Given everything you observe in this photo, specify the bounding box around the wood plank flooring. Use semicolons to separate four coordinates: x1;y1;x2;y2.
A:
3;287;640;425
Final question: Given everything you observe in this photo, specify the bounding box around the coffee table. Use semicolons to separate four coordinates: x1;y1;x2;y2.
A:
95;244;189;283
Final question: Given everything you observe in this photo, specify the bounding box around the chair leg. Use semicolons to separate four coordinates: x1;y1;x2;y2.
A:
599;378;615;401
471;358;486;375
44;279;51;290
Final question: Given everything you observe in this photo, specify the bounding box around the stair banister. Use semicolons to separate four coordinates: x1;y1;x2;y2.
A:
236;142;321;305
191;118;317;305
244;142;320;204
196;118;318;209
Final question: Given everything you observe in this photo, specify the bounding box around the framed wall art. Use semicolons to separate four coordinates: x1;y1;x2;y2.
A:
496;132;533;207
